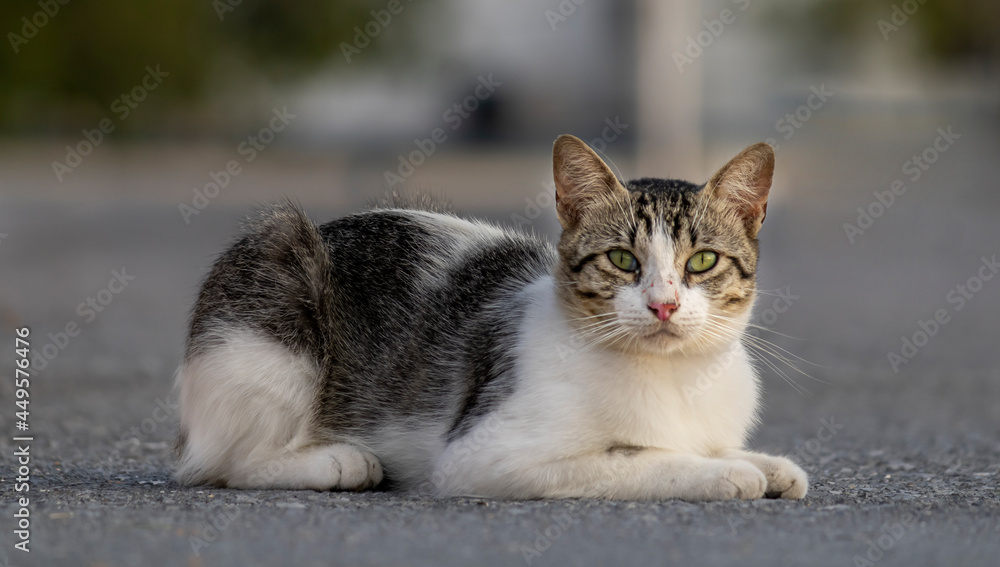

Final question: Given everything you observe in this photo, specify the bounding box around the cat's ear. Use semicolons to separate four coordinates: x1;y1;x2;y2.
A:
707;142;774;235
552;134;629;230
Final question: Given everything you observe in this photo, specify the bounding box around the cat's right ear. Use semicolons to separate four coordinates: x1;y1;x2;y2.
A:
707;142;775;236
552;134;629;230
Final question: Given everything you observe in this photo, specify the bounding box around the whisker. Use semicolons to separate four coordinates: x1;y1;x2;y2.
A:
568;312;618;323
705;313;805;341
695;321;742;344
574;320;622;336
572;316;623;335
577;326;631;352
698;318;824;392
592;146;625;187
590;146;637;232
745;344;810;395
746;288;788;297
738;332;825;370
690;190;713;235
744;343;810;395
739;335;826;385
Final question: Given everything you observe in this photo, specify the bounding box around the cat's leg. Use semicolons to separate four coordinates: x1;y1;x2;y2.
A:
225;441;383;490
175;329;382;490
715;448;808;499
437;448;768;501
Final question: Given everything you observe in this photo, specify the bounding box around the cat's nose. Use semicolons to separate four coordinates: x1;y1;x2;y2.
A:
647;301;678;322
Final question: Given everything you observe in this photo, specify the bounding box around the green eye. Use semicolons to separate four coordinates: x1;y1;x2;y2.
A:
686;250;718;273
607;249;639;272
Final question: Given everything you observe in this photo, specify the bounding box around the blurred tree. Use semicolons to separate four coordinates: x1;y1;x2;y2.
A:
761;0;1000;73
0;0;428;133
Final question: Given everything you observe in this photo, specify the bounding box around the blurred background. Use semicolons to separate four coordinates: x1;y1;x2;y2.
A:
2;0;999;444
3;0;1000;446
1;1;1000;563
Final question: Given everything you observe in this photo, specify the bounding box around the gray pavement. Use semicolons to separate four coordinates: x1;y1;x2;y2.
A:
1;106;999;566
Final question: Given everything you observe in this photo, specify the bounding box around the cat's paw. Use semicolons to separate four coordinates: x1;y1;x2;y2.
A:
695;460;767;501
752;455;808;499
306;444;383;491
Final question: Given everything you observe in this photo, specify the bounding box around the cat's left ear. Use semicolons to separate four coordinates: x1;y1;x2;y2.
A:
707;142;775;236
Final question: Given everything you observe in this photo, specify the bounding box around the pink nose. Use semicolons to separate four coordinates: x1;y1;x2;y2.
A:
648;301;679;321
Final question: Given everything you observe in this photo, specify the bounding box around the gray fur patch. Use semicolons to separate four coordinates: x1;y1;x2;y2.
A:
183;202;555;482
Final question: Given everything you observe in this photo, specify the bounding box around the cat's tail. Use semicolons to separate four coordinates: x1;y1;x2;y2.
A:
174;201;334;487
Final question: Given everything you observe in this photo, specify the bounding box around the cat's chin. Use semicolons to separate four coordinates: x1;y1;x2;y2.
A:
613;325;738;358
618;337;695;358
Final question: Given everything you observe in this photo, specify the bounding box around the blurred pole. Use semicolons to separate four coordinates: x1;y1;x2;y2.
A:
636;0;703;179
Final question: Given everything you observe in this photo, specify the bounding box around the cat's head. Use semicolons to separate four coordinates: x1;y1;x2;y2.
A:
552;134;774;357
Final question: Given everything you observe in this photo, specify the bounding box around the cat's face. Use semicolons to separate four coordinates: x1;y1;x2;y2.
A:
552;135;774;357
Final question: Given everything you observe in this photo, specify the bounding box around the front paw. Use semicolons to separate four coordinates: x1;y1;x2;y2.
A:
696;460;767;501
751;455;808;499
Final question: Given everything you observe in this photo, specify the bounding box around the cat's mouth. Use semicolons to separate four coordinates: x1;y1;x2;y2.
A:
642;324;683;340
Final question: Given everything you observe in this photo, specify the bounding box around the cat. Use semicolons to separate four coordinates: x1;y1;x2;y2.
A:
173;134;808;501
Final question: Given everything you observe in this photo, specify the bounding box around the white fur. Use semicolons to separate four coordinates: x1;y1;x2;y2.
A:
175;330;382;490
431;275;807;500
